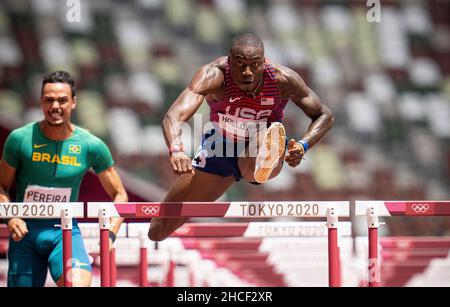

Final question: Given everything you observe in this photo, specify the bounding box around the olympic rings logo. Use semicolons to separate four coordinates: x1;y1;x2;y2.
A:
141;205;160;216
411;203;430;213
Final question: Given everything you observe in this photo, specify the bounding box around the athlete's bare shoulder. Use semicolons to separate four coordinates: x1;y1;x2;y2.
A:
211;56;228;72
189;57;227;95
270;61;309;99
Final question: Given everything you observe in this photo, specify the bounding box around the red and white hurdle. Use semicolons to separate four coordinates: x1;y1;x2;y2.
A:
5;200;449;287
125;221;354;287
87;201;350;287
355;200;450;287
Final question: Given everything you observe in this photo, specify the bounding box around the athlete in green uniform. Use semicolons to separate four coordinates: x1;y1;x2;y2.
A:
0;71;128;287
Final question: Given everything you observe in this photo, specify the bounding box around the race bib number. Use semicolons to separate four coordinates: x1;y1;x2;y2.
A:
218;113;267;140
24;185;72;203
192;148;207;168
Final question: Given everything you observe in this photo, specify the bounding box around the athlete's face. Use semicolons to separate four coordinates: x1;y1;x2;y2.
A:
229;46;264;93
41;83;76;127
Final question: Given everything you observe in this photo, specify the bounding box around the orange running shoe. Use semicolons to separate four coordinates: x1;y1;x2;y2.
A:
254;122;286;183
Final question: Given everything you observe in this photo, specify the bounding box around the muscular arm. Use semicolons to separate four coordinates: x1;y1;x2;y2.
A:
278;66;334;148
97;167;128;236
162;58;225;148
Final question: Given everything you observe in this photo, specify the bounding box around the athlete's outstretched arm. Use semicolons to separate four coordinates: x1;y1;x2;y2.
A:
97;166;128;247
162;62;224;175
278;66;334;167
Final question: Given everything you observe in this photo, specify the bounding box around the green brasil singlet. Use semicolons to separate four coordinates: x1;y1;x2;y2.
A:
2;121;114;286
3;121;114;202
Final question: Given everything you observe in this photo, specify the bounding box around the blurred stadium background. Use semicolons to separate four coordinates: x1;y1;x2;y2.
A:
0;0;449;286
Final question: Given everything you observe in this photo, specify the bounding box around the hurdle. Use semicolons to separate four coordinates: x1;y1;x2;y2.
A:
355;200;450;287
87;201;350;287
170;221;351;238
167;221;353;286
125;221;354;286
0;202;84;287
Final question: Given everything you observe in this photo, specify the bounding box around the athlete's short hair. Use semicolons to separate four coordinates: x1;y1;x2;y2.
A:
230;33;264;54
41;70;77;98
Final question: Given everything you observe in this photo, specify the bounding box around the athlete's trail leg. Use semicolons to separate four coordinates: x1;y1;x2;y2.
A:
148;171;235;241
